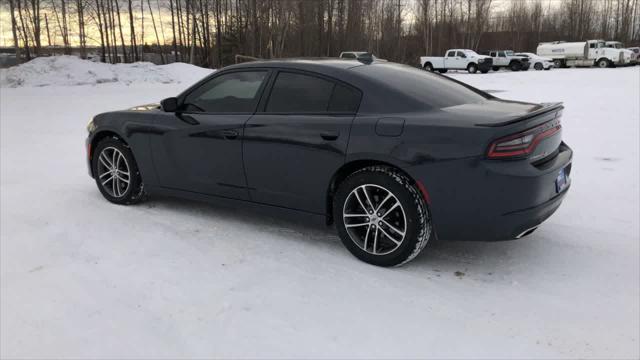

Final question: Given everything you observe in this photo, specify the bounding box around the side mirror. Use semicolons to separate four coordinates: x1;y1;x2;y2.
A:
161;97;179;112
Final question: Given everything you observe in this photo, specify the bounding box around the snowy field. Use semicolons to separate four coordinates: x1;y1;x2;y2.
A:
1;57;639;359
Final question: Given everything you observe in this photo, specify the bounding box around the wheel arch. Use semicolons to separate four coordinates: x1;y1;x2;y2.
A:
325;159;423;225
89;129;130;177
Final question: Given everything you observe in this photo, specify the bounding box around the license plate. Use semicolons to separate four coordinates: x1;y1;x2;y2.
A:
555;167;569;193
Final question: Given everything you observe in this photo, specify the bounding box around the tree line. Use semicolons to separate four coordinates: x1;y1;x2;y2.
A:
5;0;640;68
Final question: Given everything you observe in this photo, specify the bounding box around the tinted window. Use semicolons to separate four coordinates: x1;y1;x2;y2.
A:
184;71;267;113
353;63;490;109
446;51;455;57
266;72;334;113
498;51;506;57
329;84;361;113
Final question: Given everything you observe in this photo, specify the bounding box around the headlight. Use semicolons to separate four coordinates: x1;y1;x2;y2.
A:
87;119;96;133
478;58;484;63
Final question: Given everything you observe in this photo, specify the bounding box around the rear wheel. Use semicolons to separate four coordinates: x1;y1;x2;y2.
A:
333;166;431;267
554;59;563;68
467;63;478;74
92;137;145;205
534;62;543;70
423;63;434;72
509;61;522;71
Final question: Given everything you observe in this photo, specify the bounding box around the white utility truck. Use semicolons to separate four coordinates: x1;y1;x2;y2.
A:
537;39;632;68
420;49;493;74
605;41;637;65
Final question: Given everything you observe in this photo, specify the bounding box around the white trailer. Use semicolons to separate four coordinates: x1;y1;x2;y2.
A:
537;39;632;68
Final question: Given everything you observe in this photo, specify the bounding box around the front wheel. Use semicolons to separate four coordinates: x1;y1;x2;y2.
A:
92;137;145;205
333;166;431;267
534;62;543;70
467;63;478;74
510;61;522;71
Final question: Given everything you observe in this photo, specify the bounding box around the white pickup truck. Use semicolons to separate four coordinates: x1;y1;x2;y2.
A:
420;49;493;74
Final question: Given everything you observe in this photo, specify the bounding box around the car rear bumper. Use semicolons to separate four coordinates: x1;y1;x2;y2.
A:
406;142;573;241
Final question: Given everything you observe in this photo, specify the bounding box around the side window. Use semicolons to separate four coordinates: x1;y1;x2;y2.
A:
589;43;596;49
341;53;357;59
498;51;506;57
457;51;466;58
446;51;455;57
266;72;333;113
183;71;267;113
328;83;361;113
265;72;361;114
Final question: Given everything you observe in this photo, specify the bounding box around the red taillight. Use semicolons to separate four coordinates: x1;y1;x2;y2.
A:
487;118;561;159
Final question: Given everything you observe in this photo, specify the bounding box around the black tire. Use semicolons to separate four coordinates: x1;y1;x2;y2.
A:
534;62;543;70
492;66;500;71
423;63;434;72
437;69;448;73
553;59;563;68
597;59;610;68
480;69;489;74
92;137;145;205
467;63;478;74
333;166;431;267
509;61;522;71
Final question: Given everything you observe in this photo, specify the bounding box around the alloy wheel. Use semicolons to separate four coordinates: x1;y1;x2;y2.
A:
342;184;407;255
97;146;131;198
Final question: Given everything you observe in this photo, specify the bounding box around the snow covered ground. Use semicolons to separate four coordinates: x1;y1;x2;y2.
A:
1;58;639;359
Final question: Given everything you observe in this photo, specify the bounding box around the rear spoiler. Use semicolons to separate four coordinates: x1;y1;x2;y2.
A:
475;102;564;127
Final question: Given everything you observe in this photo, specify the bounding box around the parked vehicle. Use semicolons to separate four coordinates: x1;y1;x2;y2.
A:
514;52;554;70
340;51;386;61
604;42;638;65
420;49;492;74
86;59;572;267
628;47;640;65
537;39;633;68
488;50;530;71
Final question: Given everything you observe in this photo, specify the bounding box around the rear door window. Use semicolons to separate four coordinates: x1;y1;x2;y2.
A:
265;72;361;114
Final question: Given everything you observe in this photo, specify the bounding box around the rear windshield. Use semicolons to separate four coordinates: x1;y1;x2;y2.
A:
354;63;490;109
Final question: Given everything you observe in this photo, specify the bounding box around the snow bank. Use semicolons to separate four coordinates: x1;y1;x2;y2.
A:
0;55;214;88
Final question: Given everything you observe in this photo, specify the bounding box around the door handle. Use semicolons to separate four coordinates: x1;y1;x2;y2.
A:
320;131;339;141
221;129;239;139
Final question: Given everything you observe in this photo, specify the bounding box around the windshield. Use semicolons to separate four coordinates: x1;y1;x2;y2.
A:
463;50;478;56
505;51;514;56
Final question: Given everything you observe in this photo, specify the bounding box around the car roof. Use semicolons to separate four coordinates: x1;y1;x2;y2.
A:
222;58;369;72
